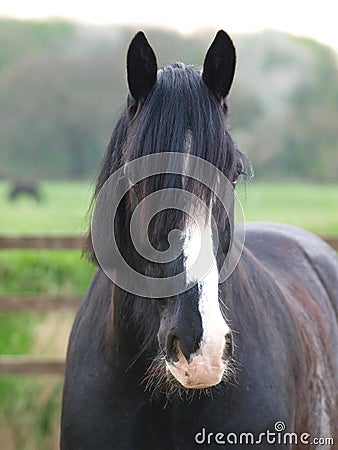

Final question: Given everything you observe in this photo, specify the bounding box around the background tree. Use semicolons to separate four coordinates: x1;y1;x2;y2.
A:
0;20;337;181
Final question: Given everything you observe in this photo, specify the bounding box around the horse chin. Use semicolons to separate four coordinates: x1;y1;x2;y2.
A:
165;350;225;389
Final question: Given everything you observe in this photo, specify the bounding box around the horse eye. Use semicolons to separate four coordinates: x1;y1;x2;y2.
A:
232;161;244;184
232;174;239;184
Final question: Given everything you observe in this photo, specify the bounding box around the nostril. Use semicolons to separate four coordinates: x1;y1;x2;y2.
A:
166;333;180;363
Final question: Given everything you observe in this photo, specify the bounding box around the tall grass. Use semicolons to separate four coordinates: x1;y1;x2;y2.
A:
0;249;95;449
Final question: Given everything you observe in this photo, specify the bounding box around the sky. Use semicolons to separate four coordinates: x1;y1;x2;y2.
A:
1;0;338;54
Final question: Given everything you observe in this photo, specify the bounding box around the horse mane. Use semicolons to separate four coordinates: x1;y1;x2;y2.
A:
84;62;245;264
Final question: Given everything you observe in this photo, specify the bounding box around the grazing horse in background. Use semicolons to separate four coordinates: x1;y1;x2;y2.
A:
61;31;338;449
8;180;41;202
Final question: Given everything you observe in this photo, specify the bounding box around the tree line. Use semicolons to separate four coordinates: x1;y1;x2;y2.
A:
0;19;337;181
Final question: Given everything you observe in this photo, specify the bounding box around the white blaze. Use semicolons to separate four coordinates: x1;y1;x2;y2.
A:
166;216;230;388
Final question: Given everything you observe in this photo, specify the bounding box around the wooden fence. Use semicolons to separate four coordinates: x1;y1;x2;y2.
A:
0;233;337;375
0;235;86;376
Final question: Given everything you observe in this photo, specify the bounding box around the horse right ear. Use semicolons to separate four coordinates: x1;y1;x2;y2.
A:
127;31;158;102
202;30;236;101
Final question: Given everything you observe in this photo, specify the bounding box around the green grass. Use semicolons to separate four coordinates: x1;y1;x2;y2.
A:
237;181;338;234
1;180;337;235
0;181;95;449
0;250;94;295
0;248;93;450
0;181;93;234
0;180;96;355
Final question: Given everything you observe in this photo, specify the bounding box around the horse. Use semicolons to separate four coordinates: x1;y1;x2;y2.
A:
61;31;338;449
8;180;41;202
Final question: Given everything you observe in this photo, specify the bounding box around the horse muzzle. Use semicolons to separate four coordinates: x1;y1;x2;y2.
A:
164;329;233;389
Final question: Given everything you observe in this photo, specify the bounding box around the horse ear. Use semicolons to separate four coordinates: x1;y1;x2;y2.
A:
202;30;236;101
127;31;158;101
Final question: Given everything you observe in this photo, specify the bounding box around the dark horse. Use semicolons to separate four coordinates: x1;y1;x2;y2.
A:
61;31;338;449
8;180;41;202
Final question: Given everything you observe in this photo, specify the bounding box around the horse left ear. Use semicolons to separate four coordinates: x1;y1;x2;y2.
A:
202;30;236;101
127;31;158;101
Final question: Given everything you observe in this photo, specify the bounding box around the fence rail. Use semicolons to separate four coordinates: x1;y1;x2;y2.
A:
0;294;82;313
0;233;337;250
0;234;85;249
322;236;338;250
0;233;337;375
0;356;65;375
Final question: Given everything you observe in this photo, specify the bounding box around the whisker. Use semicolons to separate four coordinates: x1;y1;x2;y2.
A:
141;350;238;404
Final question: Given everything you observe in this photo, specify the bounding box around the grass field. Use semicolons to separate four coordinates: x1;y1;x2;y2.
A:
0;179;337;449
0;181;93;234
1;180;337;235
237;182;338;234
